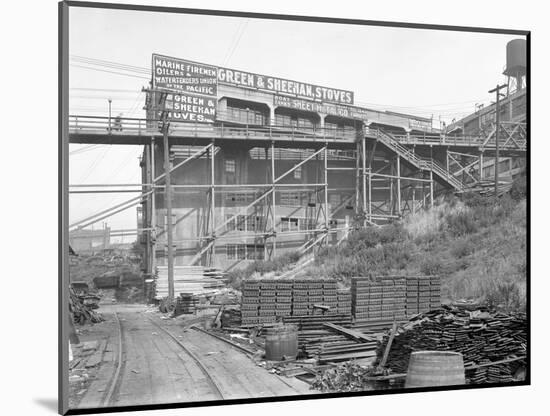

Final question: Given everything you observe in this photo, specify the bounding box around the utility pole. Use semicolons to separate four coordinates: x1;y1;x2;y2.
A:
108;98;112;134
159;92;174;304
488;84;506;196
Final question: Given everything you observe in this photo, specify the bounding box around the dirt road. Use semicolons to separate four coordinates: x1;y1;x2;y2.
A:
71;304;313;410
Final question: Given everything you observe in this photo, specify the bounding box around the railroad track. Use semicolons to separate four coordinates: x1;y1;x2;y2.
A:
98;310;226;407
101;311;124;407
144;315;226;400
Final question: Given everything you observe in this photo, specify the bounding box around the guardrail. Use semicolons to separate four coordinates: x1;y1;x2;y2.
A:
69;115;527;151
68;115;359;142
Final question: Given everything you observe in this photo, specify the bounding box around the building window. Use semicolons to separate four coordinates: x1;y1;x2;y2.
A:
226;244;246;260
329;194;341;207
225;159;236;173
279;191;301;206
246;244;265;260
294;166;302;179
280;217;299;232
225;192;254;205
247;215;266;232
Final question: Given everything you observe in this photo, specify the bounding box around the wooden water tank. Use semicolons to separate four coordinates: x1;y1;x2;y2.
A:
405;351;465;388
264;325;298;361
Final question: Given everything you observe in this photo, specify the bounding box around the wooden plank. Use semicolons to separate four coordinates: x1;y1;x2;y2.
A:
323;322;377;342
379;321;397;369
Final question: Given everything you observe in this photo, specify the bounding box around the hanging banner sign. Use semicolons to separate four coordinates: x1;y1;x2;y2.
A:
160;92;217;123
219;67;354;105
152;54;218;96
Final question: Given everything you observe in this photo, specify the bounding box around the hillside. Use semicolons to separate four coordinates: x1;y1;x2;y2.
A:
230;177;527;312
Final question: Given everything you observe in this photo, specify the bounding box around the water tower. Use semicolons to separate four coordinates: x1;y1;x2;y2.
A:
503;39;526;93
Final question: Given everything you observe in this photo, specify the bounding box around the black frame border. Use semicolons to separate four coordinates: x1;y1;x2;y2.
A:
59;1;531;414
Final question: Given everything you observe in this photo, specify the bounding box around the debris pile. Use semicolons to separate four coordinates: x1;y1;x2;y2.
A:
69;287;104;325
311;362;380;392
375;305;526;383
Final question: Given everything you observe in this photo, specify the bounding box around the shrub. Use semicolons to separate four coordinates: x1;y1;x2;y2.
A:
451;239;472;258
510;174;527;201
445;210;477;236
420;257;443;275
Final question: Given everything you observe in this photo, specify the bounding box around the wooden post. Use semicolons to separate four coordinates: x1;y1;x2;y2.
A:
429;170;434;209
362;137;367;226
210;140;216;266
150;138;156;275
163;118;174;302
396;156;401;216
271;141;276;257
324;145;329;232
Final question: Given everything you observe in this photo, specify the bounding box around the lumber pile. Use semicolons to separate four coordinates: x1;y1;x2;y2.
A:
69;287;104;325
173;293;198;316
375;305;526;384
221;308;242;328
351;276;441;331
154;266;226;299
279;315;377;362
241;279;351;326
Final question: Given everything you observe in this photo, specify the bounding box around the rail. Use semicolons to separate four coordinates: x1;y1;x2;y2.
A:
69;115;527;151
69;115;358;142
388;121;527;151
375;129;464;190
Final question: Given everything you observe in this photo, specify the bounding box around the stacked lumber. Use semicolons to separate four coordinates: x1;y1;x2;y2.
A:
173;293;198;316
241;280;291;326
221;308;242;328
405;275;441;315
279;315;376;361
240;279;351;326
376;306;526;384
351;276;441;331
155;266;226;299
69;287;104;325
352;276;407;322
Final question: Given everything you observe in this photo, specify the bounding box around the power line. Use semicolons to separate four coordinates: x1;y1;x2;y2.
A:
70;64;150;80
223;19;249;67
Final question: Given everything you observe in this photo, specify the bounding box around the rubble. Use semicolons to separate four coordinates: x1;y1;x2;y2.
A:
69;287;104;325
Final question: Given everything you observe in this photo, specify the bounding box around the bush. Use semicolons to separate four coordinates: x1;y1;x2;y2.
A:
451;239;473;258
510;174;527;200
445;210;477;236
420;257;443;275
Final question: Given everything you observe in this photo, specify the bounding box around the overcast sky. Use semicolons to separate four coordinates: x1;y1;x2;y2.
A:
68;6;524;239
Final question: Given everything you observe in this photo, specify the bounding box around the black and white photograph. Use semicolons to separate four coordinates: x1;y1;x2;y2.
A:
59;1;529;414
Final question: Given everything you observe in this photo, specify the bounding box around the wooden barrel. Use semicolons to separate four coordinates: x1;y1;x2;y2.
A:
264;325;298;361
405;351;465;388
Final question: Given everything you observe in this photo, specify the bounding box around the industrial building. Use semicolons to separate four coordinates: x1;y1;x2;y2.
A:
68;40;527;275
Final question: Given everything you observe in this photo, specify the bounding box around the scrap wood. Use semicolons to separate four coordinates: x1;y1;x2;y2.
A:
311;362;380;392
375;305;526;384
378;321;397;369
69;287;104;325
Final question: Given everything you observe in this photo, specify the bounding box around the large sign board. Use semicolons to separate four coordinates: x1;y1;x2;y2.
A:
160;93;217;123
152;54;218;96
152;53;353;106
218;68;354;105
